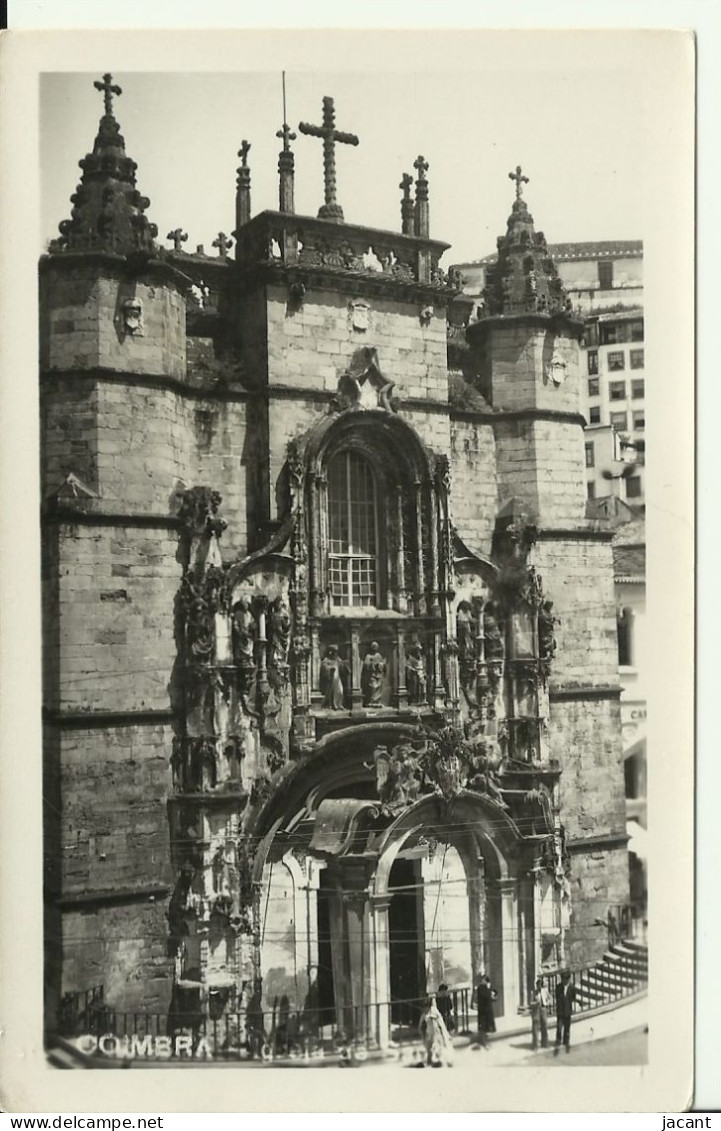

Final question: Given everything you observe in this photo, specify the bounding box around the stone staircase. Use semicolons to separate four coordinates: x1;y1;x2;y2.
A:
574;940;648;1013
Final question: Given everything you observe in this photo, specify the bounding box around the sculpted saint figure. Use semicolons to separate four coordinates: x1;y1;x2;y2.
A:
269;596;292;668
406;642;428;705
320;645;347;710
361;641;387;707
456;603;475;663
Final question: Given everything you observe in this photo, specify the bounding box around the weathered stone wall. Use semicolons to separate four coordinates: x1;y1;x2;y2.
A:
532;538;618;687
61;900;174;1014
46;525;180;714
449;416;497;552
494;418;587;525
479;323;581;416
57;722;174;893
40;265;186;379
264;285;448;400
565;847;630;971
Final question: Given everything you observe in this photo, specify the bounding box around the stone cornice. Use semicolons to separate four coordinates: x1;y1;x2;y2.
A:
536;527;616;543
39;251;191;290
53;883;172;909
43;707;177;728
566;832;629;853
451;407;586;427
549;685;622;702
42;505;182;530
39;366;251;403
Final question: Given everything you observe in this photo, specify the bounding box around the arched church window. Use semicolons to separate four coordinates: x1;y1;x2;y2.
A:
327;450;382;607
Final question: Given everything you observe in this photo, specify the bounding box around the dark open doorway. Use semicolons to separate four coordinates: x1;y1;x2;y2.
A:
388;856;426;1026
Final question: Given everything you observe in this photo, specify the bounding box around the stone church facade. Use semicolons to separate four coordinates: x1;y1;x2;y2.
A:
41;76;628;1050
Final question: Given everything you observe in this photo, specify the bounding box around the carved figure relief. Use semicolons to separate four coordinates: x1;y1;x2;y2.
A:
405;642;428;705
361;641;387;707
456;603;475;664
319;645;348;710
483;603;504;663
120;296;143;336
545;349;567;386
269;596;292;674
369;741;423;808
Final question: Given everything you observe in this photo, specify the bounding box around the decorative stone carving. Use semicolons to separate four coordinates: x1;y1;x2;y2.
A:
349;299;371;331
419;305;434;327
361;641;387;707
120;297;143;336
335;346;395;412
319;645;348;710
178;487;227;540
545;349;567;387
269;596;292;677
298;95;359;223
538;599;557;666
456;602;475;665
368;742;423;808
405;642;428;706
231;597;256;690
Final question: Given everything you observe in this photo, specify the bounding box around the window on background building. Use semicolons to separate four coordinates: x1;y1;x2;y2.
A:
635;440;646;465
599;323;618;345
587;350;598;375
589;406;601;424
586;481;596;500
609;380;626;401
629;319;644;342
633;410;645;430
610;411;628;431
327;450;380;608
608;351;625;371
598;261;614;289
625;476;642;499
617;607;634;667
632;379;645;399
630;349;645;369
585;442;595;468
588;377;600;397
585;322;599;347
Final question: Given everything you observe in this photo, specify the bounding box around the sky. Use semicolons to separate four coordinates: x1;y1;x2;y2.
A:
39;39;667;266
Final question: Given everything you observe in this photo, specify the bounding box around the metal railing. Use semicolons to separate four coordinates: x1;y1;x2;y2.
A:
57;987;472;1062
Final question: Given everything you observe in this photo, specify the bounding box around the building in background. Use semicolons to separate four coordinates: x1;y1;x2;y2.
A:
41;79;634;1056
454;241;646;507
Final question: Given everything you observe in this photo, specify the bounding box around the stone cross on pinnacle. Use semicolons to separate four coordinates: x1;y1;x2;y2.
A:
94;73;122;116
276;122;296;152
298;96;359;222
413;155;429;183
238;140;251;167
509;165;529;200
213;232;233;257
167;229;188;252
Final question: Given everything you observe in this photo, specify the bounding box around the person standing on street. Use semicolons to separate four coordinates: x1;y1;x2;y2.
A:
554;970;576;1054
530;976;551;1050
475;974;497;1050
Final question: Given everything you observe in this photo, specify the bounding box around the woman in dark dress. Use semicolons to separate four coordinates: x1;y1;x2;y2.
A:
475;974;497;1049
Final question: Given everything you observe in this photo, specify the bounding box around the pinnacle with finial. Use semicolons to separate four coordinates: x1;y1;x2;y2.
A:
213;232;233;257
94;72;122;116
238;140;251;167
509;165;529;200
400;173;413;199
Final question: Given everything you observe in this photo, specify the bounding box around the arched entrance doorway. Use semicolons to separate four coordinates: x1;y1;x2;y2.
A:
250;729;535;1048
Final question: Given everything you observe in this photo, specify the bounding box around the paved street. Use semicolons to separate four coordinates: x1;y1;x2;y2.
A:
512;1026;648;1067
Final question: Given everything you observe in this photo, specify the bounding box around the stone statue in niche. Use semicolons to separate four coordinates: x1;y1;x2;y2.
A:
405;642;428;705
120;297;144;336
483;604;504;663
538;599;557;660
269;596;292;671
211;845;232;901
231;598;256;688
456;603;475;663
369;742;422;807
361;641;387;707
319;645;348;710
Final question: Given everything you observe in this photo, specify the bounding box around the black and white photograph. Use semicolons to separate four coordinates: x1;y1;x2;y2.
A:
0;21;697;1115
